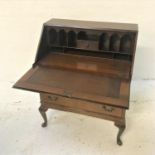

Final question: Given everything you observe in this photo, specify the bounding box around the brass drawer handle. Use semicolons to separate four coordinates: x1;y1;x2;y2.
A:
48;95;58;101
102;105;114;112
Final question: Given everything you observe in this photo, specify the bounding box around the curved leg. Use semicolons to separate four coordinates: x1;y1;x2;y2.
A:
39;105;48;127
114;120;126;145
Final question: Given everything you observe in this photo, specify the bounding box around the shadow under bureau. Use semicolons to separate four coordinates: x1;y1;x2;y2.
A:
13;18;138;145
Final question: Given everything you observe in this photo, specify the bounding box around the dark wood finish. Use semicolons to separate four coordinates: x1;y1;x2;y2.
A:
40;93;124;117
13;65;130;108
38;52;131;79
114;118;126;145
45;18;138;31
13;18;138;145
39;105;48;127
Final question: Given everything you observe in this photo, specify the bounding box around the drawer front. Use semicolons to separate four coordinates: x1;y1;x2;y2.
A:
77;40;98;51
40;93;123;117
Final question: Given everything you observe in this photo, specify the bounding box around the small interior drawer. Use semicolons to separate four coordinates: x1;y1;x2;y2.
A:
77;40;98;51
40;93;123;117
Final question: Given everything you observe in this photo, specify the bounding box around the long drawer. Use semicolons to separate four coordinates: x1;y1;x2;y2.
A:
40;93;124;118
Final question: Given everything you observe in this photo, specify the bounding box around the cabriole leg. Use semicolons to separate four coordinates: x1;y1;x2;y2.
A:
39;105;48;127
114;119;126;145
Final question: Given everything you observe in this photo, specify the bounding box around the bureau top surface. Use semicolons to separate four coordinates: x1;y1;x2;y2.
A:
45;18;138;32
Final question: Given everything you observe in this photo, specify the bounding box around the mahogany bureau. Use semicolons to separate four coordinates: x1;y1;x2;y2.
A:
13;18;138;145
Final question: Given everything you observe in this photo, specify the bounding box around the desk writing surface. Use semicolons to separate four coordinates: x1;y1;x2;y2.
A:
14;53;130;108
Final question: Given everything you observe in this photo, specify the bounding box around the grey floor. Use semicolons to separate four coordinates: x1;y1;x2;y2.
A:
0;80;155;155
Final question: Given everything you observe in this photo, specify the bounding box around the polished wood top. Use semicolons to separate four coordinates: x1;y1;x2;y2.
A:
45;18;138;32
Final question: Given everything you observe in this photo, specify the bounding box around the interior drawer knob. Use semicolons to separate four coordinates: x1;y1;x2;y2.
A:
48;95;58;101
102;105;114;112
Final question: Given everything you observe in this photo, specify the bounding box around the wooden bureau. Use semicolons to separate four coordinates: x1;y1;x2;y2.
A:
13;18;138;145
